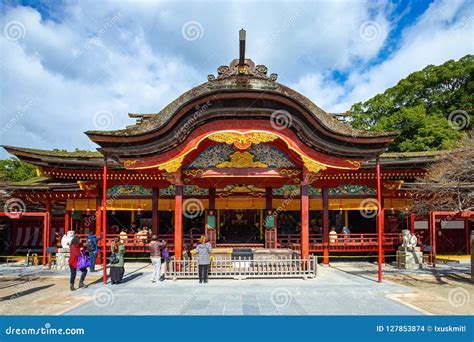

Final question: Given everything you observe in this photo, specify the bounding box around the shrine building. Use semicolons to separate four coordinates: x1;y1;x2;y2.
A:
1;30;471;271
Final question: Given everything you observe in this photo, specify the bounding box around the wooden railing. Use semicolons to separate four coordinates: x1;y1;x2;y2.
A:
60;233;199;252
63;232;401;253
278;233;402;251
166;256;318;280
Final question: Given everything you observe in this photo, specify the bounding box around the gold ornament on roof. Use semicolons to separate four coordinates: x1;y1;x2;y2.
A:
208;132;277;150
383;180;404;190
302;156;327;173
346;160;362;169
216;151;268;168
124;160;138;168
158;156;185;173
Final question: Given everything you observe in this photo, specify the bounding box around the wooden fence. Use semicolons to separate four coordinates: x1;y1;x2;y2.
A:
165;256;317;280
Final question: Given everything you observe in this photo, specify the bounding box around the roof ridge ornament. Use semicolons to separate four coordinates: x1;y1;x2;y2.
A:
207;29;278;82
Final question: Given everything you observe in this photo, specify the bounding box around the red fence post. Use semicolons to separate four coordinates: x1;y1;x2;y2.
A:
102;157;108;284
376;157;383;283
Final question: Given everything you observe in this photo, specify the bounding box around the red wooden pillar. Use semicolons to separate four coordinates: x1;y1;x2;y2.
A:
12;221;17;254
95;197;102;237
101;157;108;284
209;187;216;210
322;187;329;265
301;184;309;261
430;211;437;267
152;187;159;236
42;213;48;265
174;184;183;260
43;201;52;265
265;187;272;209
206;188;216;246
64;210;70;234
376;157;383;282
410;213;415;234
465;218;470;255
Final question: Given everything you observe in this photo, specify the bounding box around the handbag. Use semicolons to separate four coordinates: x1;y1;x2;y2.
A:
107;253;119;264
77;251;91;269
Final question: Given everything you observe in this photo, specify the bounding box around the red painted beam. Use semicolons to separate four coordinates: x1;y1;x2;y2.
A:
322;187;329;264
101;158;108;284
301;184;309;261
174;185;183;260
376;158;383;283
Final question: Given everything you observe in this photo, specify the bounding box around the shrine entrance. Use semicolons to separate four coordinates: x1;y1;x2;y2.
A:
217;209;263;244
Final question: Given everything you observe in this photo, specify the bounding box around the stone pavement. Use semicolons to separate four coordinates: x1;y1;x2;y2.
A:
63;264;424;315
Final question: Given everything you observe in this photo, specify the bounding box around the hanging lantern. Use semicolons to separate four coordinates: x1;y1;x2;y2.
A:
112;208;116;215
339;207;343;215
137;207;142;215
391;207;395;214
86;208;90;214
71;208;75;214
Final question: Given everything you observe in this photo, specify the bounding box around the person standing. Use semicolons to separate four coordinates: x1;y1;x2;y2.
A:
149;235;166;283
86;232;101;272
69;236;88;291
195;235;212;284
110;236;126;284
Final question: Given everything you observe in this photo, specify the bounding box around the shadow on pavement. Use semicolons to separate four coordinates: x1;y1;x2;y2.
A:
0;284;55;301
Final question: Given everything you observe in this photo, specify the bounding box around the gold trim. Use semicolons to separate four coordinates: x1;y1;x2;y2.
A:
346;160;361;169
124;130;358;171
124;160;138;168
158;156;185;173
208;131;277;149
302;156;327;173
216;151;268;168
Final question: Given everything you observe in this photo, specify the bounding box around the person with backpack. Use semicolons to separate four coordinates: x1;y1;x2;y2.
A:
86;232;101;272
148;235;166;283
68;236;89;291
110;236;126;284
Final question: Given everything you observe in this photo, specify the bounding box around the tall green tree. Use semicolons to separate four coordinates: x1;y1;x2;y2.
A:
350;55;473;152
0;158;37;182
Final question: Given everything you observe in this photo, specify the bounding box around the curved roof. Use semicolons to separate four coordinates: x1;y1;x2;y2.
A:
85;57;397;162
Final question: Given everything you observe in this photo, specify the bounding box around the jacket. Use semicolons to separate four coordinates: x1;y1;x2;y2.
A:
149;240;166;258
69;244;81;268
110;242;125;268
86;235;99;253
196;242;212;265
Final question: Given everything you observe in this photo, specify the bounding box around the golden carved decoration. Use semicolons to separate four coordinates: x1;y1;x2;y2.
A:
208;132;277;150
77;181;97;191
216;151;268;168
383;180;404;190
279;169;301;177
182;169;204;177
346;160;361;169
124;160;138;168
302;156;327;173
158;156;185;173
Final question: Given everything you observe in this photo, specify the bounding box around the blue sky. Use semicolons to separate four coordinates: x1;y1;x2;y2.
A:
0;0;473;158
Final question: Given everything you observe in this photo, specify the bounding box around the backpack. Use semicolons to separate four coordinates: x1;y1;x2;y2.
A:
86;237;96;252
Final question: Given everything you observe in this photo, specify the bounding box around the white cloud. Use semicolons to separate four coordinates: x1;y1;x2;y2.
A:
291;0;474;112
0;0;472;158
